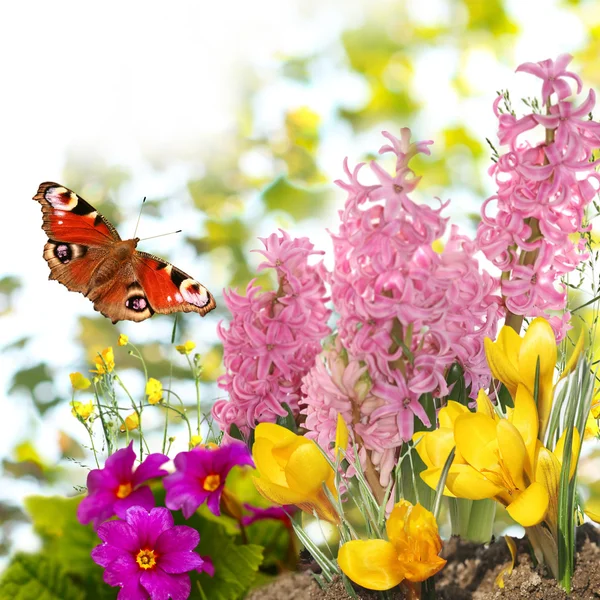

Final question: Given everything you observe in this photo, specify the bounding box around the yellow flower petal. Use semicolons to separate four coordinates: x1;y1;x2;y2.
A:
175;340;196;355
584;498;600;523
510;384;538;476
454;413;498;471
285;441;332;494
485;329;521;397
534;444;561;529
338;540;405;591
189;435;202;448
120;412;139;432
445;464;504;500
438;401;468;428
71;400;94;421
117;334;129;347
518;318;556;435
335;414;349;459
506;481;549;527
475;389;497;420
90;347;115;375
145;377;163;405
70;372;91;390
496;420;528;491
495;536;517;588
584;410;599;440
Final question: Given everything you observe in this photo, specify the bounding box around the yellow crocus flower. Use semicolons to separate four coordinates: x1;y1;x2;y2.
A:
145;378;163;405
338;500;446;590
69;372;91;390
334;414;349;460
90;347;115;375
252;423;338;523
484;317;583;438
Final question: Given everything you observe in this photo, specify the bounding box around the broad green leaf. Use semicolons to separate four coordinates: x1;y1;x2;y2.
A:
24;496;99;577
0;553;85;600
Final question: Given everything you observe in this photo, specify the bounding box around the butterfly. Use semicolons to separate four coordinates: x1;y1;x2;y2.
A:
33;182;216;324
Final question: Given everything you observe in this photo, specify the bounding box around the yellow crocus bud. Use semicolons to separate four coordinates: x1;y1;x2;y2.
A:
252;423;338;523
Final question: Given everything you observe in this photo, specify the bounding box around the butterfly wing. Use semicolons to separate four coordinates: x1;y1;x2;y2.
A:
133;251;217;317
34;182;118;294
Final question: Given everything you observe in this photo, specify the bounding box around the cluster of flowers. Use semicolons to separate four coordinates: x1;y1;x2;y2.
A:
303;129;502;485
77;441;254;599
212;230;331;435
476;54;600;339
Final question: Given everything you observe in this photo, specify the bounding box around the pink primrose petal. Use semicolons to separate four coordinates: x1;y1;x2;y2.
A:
140;568;191;600
132;453;170;487
114;485;156;519
117;580;148;600
102;554;139;587
158;551;204;574
77;491;117;527
155;525;200;554
125;506;174;549
105;442;136;483
96;519;140;552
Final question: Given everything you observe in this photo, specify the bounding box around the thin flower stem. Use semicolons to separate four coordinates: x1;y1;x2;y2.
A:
86;423;100;468
186;354;202;436
163;316;177;454
93;381;113;455
114;374;144;460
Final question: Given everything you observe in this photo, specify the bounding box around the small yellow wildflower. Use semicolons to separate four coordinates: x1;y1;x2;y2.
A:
117;334;129;347
71;400;94;421
145;378;163;405
90;347;115;375
120;412;139;432
175;340;196;355
190;434;202;448
70;372;91;390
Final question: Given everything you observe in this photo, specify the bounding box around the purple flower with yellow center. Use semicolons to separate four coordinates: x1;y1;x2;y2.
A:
92;506;214;600
164;442;254;518
78;442;169;528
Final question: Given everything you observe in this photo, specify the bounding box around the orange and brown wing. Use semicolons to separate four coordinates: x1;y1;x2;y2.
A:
133;251;216;317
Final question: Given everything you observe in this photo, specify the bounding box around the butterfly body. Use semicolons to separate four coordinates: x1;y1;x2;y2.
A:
34;182;216;323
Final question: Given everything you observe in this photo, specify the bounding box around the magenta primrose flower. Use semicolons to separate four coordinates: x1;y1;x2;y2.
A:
164;442;254;518
78;442;169;528
92;506;214;600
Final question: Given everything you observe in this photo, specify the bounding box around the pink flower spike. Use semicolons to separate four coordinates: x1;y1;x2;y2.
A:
516;54;582;103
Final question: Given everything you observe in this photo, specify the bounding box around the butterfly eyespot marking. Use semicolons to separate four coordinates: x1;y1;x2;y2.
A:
55;244;72;264
126;296;149;312
180;278;210;308
45;186;79;211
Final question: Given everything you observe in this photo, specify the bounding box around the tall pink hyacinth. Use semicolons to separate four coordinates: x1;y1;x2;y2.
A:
477;54;600;340
212;231;331;435
302;129;503;486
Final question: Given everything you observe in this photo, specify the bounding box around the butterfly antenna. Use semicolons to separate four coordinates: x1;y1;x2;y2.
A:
138;230;183;242
133;196;147;238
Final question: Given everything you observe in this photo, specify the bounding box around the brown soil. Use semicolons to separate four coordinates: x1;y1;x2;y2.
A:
247;524;600;599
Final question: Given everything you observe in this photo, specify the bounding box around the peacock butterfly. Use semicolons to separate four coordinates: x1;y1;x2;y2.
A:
33;182;216;323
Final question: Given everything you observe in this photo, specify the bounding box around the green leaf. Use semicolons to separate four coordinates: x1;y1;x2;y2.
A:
0;275;21;296
0;553;85;600
193;523;263;600
276;403;298;433
262;176;329;221
24;496;99;577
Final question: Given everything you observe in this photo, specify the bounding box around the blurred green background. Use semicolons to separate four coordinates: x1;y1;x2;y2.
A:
1;0;599;566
